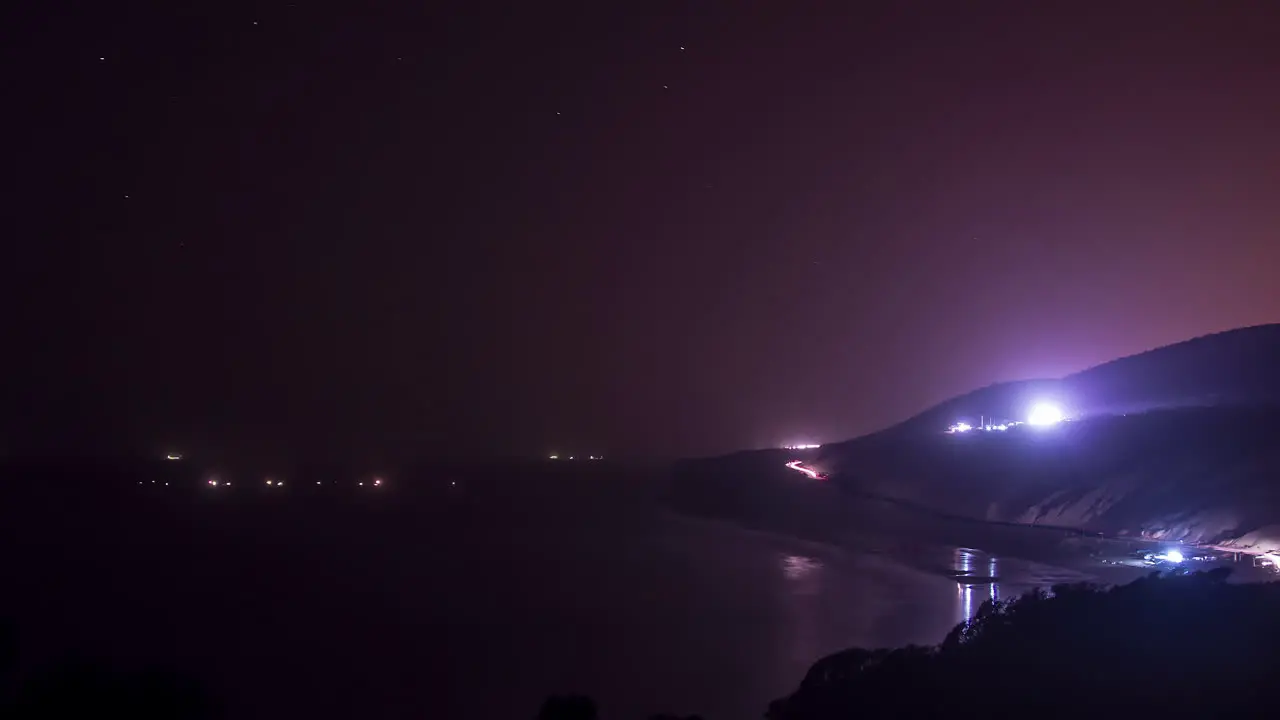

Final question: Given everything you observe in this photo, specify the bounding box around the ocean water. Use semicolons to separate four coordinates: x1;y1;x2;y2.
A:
0;468;1109;719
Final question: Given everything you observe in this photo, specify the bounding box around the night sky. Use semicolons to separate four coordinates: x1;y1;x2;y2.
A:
5;2;1280;462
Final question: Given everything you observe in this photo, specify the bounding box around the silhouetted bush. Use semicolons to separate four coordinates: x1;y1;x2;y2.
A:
768;568;1276;718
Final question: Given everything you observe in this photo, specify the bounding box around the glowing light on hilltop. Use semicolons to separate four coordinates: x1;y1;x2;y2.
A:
783;443;822;450
1027;403;1065;426
948;422;973;433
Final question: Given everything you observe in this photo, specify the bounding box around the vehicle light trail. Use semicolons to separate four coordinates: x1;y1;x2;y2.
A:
785;461;823;480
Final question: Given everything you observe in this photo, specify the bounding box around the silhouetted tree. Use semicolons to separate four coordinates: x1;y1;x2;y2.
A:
768;569;1278;718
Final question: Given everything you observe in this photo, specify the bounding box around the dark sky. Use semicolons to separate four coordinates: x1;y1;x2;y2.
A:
4;1;1280;462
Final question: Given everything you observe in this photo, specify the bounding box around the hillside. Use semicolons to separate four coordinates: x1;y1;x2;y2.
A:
671;324;1280;554
854;323;1280;439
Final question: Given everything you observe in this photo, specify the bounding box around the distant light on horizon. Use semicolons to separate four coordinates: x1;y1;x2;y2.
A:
165;453;182;461
783;443;821;450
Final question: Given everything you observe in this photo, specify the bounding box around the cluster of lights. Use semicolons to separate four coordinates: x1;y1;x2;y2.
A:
948;402;1068;434
1257;554;1280;572
782;443;821;450
547;455;604;460
949;422;1013;433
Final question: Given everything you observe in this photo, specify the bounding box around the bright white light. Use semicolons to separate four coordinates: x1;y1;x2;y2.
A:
374;478;383;486
1027;403;1065;426
783;443;822;450
548;454;559;460
165;453;182;461
1164;550;1184;564
948;422;973;433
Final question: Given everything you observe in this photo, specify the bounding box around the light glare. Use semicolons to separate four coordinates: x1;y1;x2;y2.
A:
1027;403;1065;426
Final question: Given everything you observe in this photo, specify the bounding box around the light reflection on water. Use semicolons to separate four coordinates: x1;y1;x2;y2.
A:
953;548;999;623
780;554;823;586
777;553;826;667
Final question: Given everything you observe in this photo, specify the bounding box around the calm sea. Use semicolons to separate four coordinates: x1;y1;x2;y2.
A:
1;468;1110;719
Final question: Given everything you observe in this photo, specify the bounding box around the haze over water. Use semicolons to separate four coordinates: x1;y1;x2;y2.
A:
2;468;1102;719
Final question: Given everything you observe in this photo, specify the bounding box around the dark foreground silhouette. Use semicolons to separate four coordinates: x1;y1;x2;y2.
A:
0;622;213;719
540;569;1279;718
